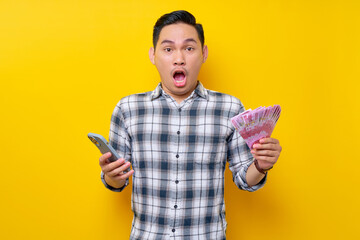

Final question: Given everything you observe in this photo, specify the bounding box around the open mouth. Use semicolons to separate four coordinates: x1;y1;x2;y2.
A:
172;69;187;87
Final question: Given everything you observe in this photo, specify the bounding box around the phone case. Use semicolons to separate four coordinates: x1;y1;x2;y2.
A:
87;133;121;162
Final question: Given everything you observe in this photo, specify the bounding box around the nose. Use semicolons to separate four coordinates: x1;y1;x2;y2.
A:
173;50;185;66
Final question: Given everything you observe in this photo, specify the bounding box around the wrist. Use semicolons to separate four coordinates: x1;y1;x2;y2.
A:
254;159;273;174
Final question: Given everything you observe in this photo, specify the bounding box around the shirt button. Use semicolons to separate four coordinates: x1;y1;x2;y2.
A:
176;154;179;158
174;205;178;209
177;131;180;134
172;229;175;232
175;180;179;184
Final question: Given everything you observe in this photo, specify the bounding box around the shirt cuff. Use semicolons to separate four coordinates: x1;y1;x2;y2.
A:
238;160;267;192
101;171;128;192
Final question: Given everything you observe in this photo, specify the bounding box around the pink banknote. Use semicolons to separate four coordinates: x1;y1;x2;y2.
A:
231;105;281;149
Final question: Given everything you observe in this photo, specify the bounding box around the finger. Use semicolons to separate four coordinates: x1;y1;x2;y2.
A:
109;162;131;176
259;138;279;144
112;169;135;181
253;143;279;150
102;158;126;173
117;161;132;174
252;148;280;162
107;162;132;177
123;169;135;178
251;149;278;157
99;152;112;167
254;139;282;151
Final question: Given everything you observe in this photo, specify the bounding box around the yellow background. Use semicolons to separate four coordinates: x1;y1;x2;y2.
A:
1;0;359;239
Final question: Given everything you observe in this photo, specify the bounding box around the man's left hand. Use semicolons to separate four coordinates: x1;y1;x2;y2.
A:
251;138;282;170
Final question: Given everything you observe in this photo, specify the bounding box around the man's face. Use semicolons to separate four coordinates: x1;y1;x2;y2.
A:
149;23;208;102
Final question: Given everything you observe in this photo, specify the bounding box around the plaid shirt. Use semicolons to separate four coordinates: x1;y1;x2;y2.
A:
102;82;266;239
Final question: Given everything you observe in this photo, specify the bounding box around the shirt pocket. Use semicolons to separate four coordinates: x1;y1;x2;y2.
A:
194;152;225;179
194;152;222;164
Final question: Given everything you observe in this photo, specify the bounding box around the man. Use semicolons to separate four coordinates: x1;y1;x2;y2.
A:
99;10;282;239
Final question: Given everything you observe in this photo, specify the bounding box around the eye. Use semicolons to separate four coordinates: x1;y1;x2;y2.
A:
186;47;194;51
164;47;172;52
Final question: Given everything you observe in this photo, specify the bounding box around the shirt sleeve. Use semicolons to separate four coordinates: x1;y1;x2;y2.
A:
227;117;267;192
100;101;132;192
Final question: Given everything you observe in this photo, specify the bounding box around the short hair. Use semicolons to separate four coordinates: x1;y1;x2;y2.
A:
153;10;205;49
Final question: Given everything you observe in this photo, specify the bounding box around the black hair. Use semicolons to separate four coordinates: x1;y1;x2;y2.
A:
153;10;204;49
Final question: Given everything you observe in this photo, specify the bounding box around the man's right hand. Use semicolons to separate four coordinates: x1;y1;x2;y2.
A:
99;152;134;189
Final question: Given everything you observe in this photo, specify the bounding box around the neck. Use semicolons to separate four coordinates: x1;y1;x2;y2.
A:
161;82;198;104
170;92;191;104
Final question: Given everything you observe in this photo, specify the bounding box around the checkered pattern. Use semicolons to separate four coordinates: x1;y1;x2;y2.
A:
102;82;266;239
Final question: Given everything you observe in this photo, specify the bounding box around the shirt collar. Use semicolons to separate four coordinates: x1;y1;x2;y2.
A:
150;81;209;101
194;82;209;100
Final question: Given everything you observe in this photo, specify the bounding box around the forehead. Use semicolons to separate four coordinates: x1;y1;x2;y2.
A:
157;23;200;45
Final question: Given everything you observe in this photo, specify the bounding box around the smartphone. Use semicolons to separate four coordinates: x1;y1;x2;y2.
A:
88;133;130;172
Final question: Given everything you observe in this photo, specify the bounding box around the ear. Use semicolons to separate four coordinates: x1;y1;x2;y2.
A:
202;45;208;63
149;47;155;65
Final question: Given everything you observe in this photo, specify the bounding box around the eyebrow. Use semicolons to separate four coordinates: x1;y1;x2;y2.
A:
184;38;197;44
160;38;198;45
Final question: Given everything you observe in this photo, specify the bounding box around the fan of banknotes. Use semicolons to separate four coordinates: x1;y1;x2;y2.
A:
231;105;281;149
